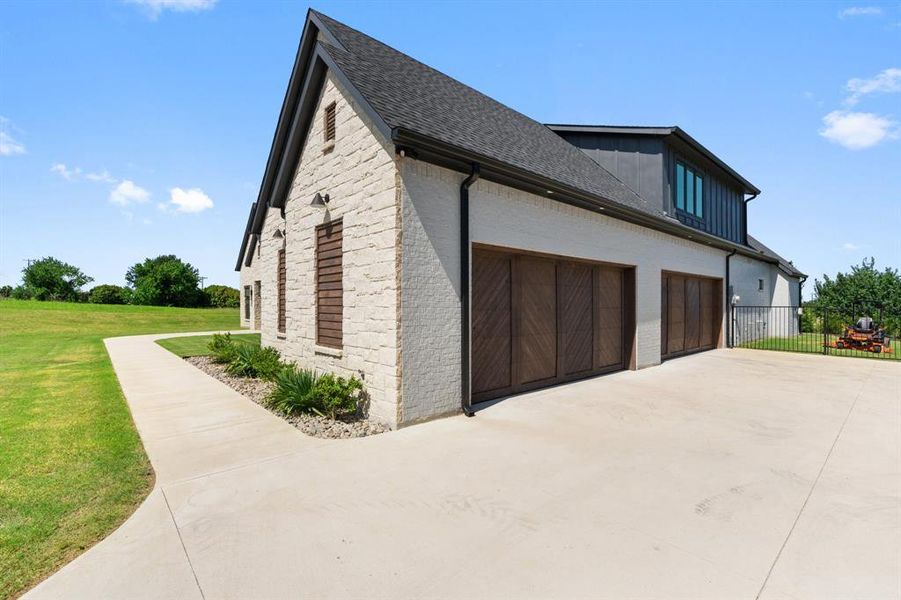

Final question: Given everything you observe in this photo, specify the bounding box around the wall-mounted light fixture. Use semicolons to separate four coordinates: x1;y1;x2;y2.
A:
310;192;330;207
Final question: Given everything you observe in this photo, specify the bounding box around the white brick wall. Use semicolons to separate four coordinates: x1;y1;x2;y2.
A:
398;159;732;423
256;73;401;427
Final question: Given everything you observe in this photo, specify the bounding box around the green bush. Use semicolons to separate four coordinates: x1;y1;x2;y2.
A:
0;285;12;298
88;284;129;305
225;344;282;380
208;333;238;364
266;366;320;415
11;285;32;300
308;373;363;420
203;285;240;308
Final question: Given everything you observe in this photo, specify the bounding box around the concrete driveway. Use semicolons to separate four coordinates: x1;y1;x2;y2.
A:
25;335;900;599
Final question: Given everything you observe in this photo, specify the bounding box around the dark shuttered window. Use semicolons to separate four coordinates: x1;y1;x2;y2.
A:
316;219;343;348
277;249;286;333
243;285;251;320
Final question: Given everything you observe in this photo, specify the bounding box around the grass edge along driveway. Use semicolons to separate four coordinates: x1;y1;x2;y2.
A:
0;300;240;599
156;333;260;358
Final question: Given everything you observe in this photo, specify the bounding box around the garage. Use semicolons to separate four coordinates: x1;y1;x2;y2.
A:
661;272;722;360
471;246;635;403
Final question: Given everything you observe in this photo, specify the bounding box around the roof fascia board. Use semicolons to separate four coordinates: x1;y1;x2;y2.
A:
670;127;760;195
244;234;258;268
234;201;257;271
547;124;675;136
268;52;328;210
393;128;777;266
248;13;320;235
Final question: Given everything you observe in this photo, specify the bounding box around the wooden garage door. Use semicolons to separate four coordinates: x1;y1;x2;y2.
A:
661;272;722;360
472;247;633;403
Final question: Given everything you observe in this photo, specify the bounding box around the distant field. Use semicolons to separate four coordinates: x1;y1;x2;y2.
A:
739;332;899;360
157;332;260;357
0;299;240;598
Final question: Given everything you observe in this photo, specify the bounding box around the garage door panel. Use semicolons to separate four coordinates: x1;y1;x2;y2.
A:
473;248;632;403
662;273;721;360
518;256;557;384
700;279;717;348
667;276;685;355
472;251;512;395
596;267;623;369
685;278;701;350
559;262;594;375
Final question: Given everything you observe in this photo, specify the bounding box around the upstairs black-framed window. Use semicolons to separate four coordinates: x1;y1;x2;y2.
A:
675;161;703;219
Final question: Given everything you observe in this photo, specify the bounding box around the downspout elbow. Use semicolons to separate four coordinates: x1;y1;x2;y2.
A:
460;163;480;418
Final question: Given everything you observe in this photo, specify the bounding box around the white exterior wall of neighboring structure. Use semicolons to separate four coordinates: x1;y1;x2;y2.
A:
398;158;729;424
730;254;801;343
255;73;401;427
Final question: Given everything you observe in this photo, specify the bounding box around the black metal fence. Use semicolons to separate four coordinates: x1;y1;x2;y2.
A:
732;304;899;360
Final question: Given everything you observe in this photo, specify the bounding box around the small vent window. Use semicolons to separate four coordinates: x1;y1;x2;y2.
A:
323;102;337;143
758;278;765;291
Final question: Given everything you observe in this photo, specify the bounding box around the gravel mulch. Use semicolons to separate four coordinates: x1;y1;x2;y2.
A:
185;356;390;439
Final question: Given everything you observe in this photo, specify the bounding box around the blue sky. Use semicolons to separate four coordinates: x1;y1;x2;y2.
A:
1;1;899;296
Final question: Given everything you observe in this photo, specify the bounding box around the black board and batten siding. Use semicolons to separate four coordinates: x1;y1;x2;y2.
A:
556;132;747;246
662;146;746;245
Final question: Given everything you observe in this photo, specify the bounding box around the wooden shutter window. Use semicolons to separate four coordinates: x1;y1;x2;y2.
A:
323;102;337;143
277;249;286;333
316;219;343;348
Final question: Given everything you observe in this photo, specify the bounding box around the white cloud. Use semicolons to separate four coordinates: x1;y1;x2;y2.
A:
845;67;901;106
0;117;26;156
166;187;214;214
109;180;151;206
841;242;861;251
820;110;898;149
52;163;118;183
126;0;217;18
839;6;883;18
51;163;82;180
85;170;116;183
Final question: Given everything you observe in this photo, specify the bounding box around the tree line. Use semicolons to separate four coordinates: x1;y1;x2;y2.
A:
0;255;239;308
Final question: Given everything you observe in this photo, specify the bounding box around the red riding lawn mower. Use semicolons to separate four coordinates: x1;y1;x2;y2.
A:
826;316;894;354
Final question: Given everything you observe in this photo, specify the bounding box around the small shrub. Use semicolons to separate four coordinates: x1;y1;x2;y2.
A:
208;333;237;364
89;284;129;305
0;285;12;298
309;373;363;420
225;344;282;380
11;285;32;300
266;366;320;415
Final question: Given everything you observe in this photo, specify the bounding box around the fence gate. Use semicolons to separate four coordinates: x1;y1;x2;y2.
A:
731;304;898;360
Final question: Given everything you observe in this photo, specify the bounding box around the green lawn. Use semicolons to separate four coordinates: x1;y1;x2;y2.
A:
739;332;899;360
0;299;240;598
156;333;260;357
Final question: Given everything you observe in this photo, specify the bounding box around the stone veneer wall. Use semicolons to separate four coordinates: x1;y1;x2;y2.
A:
239;244;259;329
256;73;401;427
398;158;730;423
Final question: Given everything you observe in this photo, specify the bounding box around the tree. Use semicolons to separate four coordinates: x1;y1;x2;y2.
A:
88;284;129;305
203;284;240;308
21;257;93;301
126;255;205;307
811;258;901;314
0;285;12;298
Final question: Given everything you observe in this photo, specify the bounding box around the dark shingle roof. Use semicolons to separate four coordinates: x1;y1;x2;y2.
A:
747;235;805;278
312;11;660;219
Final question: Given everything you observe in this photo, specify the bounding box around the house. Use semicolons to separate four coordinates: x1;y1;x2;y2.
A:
235;10;804;428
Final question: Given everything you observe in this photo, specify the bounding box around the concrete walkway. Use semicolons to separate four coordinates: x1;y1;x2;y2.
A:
24;335;900;599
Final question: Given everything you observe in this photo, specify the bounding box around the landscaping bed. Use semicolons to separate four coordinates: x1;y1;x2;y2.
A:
161;333;389;439
185;356;389;438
